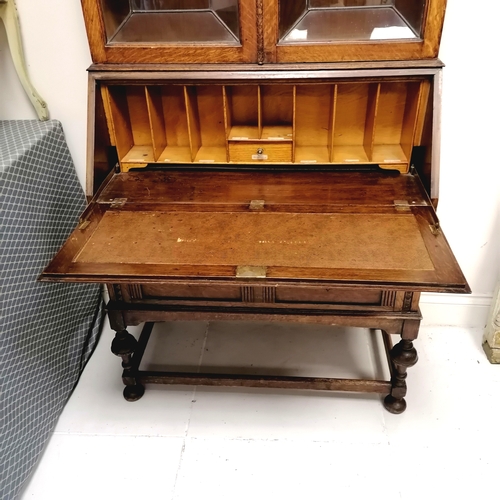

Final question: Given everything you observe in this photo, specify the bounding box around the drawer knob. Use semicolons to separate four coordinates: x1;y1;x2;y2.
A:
257;148;264;155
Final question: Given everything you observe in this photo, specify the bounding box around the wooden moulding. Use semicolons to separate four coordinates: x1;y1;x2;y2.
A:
100;77;431;172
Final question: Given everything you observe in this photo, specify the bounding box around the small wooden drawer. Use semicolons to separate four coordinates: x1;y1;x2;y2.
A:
229;142;292;163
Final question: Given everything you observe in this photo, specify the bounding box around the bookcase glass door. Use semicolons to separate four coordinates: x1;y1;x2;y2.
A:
279;0;426;43
100;0;240;44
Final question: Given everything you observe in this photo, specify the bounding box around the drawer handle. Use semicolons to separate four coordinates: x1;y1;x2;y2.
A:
257;148;264;155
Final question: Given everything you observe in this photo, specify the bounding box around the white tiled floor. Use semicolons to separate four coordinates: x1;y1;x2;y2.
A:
19;319;500;500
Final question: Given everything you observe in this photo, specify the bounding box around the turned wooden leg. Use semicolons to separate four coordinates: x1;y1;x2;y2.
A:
384;338;418;414
111;329;145;402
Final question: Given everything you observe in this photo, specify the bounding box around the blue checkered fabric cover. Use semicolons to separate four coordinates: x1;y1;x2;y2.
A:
0;121;103;499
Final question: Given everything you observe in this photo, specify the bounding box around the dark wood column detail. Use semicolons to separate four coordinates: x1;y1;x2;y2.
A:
402;292;413;311
383;339;418;414
241;286;255;302
114;284;123;301
256;0;264;64
241;286;276;303
128;284;143;300
262;286;276;303
381;290;397;308
111;330;144;402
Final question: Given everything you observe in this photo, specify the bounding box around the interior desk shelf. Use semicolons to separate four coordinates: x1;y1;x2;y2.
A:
101;78;430;172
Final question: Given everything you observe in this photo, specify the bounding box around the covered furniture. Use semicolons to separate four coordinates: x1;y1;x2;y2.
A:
0;120;102;499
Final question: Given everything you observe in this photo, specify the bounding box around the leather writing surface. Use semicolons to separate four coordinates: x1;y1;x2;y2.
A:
75;210;433;271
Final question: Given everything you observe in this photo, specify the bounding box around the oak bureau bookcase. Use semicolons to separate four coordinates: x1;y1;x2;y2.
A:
41;0;468;413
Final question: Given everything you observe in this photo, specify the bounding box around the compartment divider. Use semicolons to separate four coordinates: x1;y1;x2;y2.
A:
257;85;262;139
222;86;231;160
145;86;167;162
364;83;381;163
292;86;296;163
328;85;338;163
184;86;202;162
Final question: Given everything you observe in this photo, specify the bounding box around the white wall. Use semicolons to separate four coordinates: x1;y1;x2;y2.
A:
1;0;498;325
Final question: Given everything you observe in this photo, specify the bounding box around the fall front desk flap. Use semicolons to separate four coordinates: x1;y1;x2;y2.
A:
41;170;468;293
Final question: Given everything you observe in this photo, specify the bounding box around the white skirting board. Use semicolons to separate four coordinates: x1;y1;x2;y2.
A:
420;293;491;328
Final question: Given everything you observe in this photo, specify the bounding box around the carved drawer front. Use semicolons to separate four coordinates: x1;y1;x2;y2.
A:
135;284;241;302
275;287;383;306
228;142;292;163
119;284;409;312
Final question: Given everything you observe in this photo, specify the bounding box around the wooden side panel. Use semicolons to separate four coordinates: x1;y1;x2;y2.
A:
413;80;431;147
101;86;134;163
88;77;115;198
400;81;425;160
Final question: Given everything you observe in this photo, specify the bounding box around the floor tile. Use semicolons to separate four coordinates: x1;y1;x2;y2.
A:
140;321;209;372
383;327;500;447
187;322;389;443
19;434;184;500
19;323;500;500
396;441;499;499
174;438;401;500
200;321;390;379
187;386;388;443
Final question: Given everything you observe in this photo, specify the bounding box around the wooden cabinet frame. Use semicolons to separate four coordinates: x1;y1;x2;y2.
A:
81;0;446;64
265;0;447;63
81;0;258;64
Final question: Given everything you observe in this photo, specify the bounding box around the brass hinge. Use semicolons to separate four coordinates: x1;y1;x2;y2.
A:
249;199;265;210
394;200;411;212
429;222;441;235
236;266;267;278
78;220;91;231
110;197;127;208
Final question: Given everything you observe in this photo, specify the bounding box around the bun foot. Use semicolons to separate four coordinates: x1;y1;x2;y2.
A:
383;395;407;414
123;384;145;402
